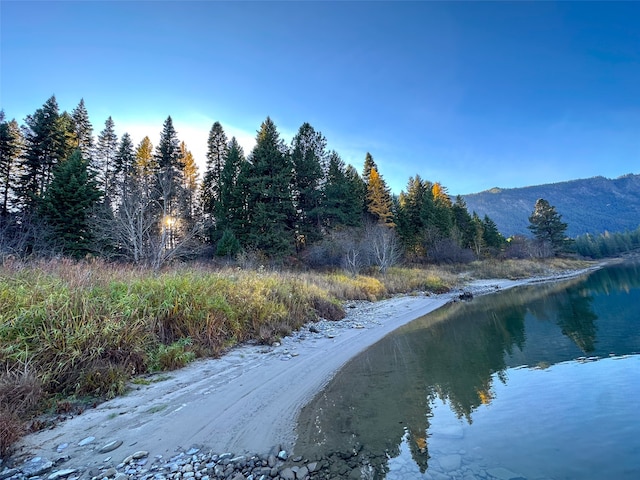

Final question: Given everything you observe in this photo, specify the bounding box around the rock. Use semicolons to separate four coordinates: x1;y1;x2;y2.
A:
306;462;318;473
101;467;118;478
279;468;295;480
56;443;69;453
438;454;461;472
98;440;123;454
486;466;526;480
277;450;288;461
78;436;96;446
21;458;55;477
47;468;77;480
0;468;20;480
296;466;309;478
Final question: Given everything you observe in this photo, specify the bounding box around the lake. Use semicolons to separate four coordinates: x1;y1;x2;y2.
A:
294;261;640;480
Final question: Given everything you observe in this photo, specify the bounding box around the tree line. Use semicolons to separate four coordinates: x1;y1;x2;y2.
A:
1;96;571;268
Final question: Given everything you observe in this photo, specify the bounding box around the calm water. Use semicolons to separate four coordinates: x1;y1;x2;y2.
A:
295;261;640;480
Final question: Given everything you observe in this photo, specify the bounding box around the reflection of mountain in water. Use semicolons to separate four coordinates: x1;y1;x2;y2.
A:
295;261;640;478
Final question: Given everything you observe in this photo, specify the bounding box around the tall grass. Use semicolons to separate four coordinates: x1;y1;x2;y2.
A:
0;256;590;455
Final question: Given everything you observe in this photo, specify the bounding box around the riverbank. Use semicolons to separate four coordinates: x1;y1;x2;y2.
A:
3;264;601;480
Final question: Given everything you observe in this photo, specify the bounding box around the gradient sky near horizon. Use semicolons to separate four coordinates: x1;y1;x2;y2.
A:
2;1;639;196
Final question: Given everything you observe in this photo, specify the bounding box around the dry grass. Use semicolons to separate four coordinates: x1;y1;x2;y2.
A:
0;256;589;456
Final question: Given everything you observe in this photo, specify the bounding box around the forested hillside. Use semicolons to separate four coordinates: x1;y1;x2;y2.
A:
0;96;511;267
463;174;640;238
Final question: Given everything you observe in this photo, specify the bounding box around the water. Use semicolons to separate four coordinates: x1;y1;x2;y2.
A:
295;261;640;479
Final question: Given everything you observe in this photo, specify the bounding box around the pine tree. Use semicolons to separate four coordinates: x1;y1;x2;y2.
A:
19;96;74;212
362;152;377;185
201;122;228;221
451;195;475;250
482;214;505;251
246;117;296;256
323;152;363;228
153;116;184;220
528;198;569;255
179;141;199;223
431;182;453;236
217;137;248;238
135;136;156;206
0;113;22;217
71;98;94;160
344;164;367;224
290;122;326;247
39;149;102;257
94;117;118;202
395;175;433;256
366;168;394;226
113;133;136;202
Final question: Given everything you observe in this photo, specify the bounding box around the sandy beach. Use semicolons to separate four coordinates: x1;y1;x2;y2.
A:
12;272;595;472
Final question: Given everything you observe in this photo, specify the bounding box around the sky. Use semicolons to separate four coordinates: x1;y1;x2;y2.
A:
1;1;639;196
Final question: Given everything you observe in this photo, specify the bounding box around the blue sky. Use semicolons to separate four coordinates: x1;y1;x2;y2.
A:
2;1;639;196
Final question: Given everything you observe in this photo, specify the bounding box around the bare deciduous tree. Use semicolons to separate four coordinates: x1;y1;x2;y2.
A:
364;222;402;273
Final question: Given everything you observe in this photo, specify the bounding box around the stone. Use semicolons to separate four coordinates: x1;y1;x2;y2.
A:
21;458;55;477
296;466;308;478
98;441;123;454
48;469;77;480
78;436;96;446
277;450;288;461
438;454;461;472
0;468;19;480
306;462;318;473
279;468;295;480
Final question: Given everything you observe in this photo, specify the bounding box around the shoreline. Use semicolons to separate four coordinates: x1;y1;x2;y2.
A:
7;266;600;477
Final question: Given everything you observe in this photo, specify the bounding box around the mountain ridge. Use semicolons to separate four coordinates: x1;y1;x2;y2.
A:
462;173;640;238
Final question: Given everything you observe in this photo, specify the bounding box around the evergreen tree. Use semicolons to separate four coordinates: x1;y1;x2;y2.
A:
0;113;22;217
94;116;118;201
216;228;241;258
179;141;199;223
482;214;505;251
113;133;136;202
366;167;395;226
153;116;184;219
451;195;475;250
323;152;363;228
290;122;326;247
431;182;453;236
396;175;434;256
344;164;367;224
71;98;94;159
19;96;74;212
217;137;249;238
39;149;102;257
135;136;156;206
362;152;377;185
528;198;569;255
246;117;296;256
201;121;228;223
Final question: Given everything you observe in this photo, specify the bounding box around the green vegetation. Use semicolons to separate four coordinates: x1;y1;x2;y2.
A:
575;226;640;259
527;198;570;256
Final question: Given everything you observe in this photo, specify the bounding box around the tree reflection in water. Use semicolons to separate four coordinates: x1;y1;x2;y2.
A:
295;261;640;478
